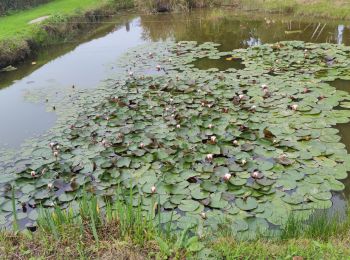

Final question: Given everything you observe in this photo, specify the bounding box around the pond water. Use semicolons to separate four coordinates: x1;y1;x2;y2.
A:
1;9;349;148
1;9;350;214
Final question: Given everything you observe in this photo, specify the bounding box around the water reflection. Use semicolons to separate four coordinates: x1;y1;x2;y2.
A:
244;36;262;47
338;25;345;44
0;15;145;148
140;9;350;50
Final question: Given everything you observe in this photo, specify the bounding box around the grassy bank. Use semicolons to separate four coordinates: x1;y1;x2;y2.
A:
233;0;350;20
135;0;350;20
0;0;133;68
1;193;350;259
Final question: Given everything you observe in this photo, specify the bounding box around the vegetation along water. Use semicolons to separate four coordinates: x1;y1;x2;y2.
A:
1;1;350;259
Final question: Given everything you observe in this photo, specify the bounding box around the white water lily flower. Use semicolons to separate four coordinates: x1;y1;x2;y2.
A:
49;142;55;148
238;94;244;100
241;159;247;165
53;151;59;157
252;171;260;179
261;84;268;89
233;140;238;146
223;173;232;181
208;124;213;129
31;171;36;177
176;124;181;129
210;136;216;142
151;186;156;193
48;183;53;189
140;143;145;148
291;104;298;111
156;65;161;71
128;71;134;76
206;154;213;161
200;212;207;219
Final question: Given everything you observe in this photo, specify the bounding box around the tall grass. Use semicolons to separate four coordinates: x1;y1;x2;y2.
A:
281;209;350;241
135;0;218;12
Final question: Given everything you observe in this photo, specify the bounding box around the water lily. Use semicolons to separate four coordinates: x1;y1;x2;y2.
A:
49;142;55;148
261;84;268;89
241;159;247;165
238;94;244;100
128;71;134;76
156;65;161;71
223;173;232;181
31;171;36;177
200;212;207;219
233;140;238;146
208;124;213;129
101;140;107;146
53;151;59;157
210;136;217;143
151;186;156;193
176;124;181;128
140;143;145;148
291;104;298;111
48;183;53;189
206;154;213;161
251;170;263;179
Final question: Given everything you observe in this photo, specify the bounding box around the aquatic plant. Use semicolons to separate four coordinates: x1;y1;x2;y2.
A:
1;40;350;239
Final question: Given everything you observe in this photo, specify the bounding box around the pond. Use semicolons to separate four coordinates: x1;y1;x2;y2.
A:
1;9;350;233
1;9;349;148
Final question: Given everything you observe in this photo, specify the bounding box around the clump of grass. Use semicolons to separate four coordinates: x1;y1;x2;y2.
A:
281;208;350;241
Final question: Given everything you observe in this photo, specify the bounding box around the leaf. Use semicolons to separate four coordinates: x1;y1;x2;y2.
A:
235;197;258;211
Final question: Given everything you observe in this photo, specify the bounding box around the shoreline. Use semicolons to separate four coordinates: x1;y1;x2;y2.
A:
1;0;350;69
0;0;134;69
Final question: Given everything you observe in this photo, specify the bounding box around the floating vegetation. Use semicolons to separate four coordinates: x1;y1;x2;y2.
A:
1;40;350;238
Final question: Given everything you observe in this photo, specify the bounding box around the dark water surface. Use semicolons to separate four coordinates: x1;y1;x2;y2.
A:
1;10;350;206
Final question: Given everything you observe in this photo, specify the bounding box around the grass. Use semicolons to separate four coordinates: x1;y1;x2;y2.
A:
0;0;113;41
0;0;133;68
2;190;350;259
233;0;350;20
135;0;350;20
